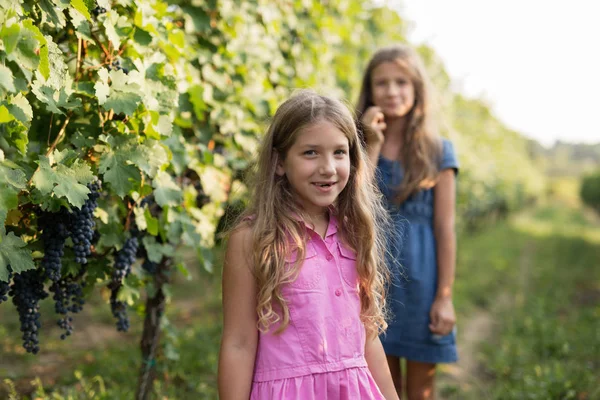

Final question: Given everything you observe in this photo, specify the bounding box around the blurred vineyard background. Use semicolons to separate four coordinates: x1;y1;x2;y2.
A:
1;0;599;399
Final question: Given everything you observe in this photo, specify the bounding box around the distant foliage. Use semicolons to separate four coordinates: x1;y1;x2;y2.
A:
580;171;600;214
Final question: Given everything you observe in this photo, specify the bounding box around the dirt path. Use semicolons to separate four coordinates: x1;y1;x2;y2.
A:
437;240;534;399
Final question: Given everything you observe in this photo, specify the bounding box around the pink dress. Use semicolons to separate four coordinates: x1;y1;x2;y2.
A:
250;215;385;399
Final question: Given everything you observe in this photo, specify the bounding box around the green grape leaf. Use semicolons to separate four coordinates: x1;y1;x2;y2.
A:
0;105;12;123
31;38;80;113
128;140;168;178
103;11;131;49
70;0;92;21
31;156;57;194
1;94;32;155
0;164;26;190
152;171;182;207
0;65;16;94
31;156;95;208
104;91;141;116
0;23;20;54
99;150;141;198
0;165;26;227
8;93;33;125
144;208;159;236
69;7;93;41
94;80;110;104
0;232;35;282
31;79;82;115
5;23;39;73
53;177;91;207
39;0;67;28
142;236;164;263
117;280;140;305
22;21;49;79
96;68;142;116
97;221;125;250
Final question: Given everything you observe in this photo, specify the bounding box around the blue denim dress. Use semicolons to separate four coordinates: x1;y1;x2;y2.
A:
378;139;459;363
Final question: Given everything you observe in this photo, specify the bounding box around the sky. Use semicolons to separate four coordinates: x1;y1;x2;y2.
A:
389;0;600;147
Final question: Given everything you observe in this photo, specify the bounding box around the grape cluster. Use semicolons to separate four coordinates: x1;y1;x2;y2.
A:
140;195;154;208
142;258;158;275
0;267;12;304
92;6;107;16
112;237;139;283
39;209;70;282
110;290;130;332
109;236;139;331
10;269;48;354
50;277;86;339
111;59;129;74
69;181;101;264
194;180;211;208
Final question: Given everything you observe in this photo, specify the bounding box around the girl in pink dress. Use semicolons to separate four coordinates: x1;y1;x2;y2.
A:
218;90;399;399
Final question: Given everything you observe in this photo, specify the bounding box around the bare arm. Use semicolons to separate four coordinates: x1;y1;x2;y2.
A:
430;169;457;335
218;226;258;399
364;331;400;400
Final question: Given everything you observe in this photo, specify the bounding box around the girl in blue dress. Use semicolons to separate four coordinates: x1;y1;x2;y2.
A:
357;44;459;399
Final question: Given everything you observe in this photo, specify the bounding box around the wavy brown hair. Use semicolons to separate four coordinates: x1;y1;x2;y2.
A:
357;44;442;203
235;90;390;336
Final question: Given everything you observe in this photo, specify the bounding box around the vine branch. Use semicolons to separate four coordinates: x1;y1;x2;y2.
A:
46;112;73;156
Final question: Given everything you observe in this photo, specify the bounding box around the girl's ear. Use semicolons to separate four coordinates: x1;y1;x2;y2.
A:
274;151;285;177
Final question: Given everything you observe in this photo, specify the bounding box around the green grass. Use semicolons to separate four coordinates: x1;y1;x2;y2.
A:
439;204;600;399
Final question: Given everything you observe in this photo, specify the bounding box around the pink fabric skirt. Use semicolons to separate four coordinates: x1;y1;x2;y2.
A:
250;367;385;399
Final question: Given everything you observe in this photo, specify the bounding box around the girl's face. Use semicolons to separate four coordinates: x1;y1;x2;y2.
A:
370;61;416;119
276;120;351;218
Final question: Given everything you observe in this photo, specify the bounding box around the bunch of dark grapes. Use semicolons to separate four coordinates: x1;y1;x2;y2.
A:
10;269;48;354
110;59;129;74
39;209;70;282
69;181;101;265
109;236;139;331
112;237;139;284
50;277;86;339
142;258;158;275
140;195;154;208
194;180;211;209
110;289;130;332
92;6;107;17
0;267;12;304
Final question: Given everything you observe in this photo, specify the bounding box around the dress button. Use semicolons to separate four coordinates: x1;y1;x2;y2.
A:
326;254;333;261
335;289;342;296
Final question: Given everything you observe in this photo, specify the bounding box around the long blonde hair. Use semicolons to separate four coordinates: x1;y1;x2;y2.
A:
236;90;390;336
357;44;442;203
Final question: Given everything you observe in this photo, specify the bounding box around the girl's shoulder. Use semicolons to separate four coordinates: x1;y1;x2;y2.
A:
439;138;459;173
225;223;254;263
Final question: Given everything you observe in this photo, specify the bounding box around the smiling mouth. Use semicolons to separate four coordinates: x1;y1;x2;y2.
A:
313;182;336;187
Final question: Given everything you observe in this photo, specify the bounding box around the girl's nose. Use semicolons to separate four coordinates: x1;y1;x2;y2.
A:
319;156;336;175
387;82;400;96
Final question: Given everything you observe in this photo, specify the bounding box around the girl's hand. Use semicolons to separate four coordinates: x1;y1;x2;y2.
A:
361;106;386;146
429;296;456;336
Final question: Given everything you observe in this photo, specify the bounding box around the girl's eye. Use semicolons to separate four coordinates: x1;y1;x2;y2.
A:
335;149;347;156
397;79;408;85
303;150;317;156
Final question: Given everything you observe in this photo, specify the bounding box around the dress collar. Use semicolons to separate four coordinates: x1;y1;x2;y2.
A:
292;206;338;238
